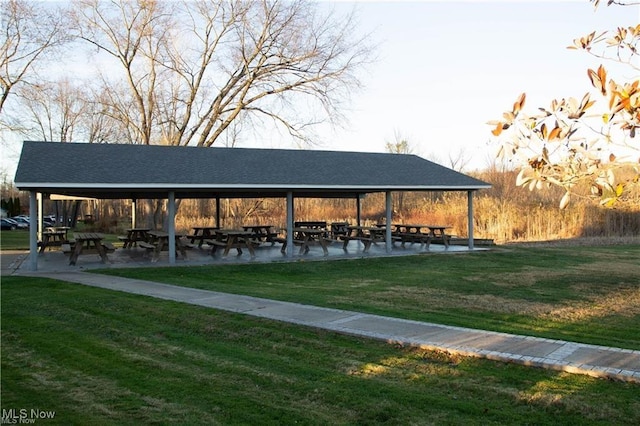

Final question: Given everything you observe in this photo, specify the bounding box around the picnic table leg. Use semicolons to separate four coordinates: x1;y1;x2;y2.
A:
178;242;187;258
299;236;309;255
439;229;450;248
320;239;329;256
39;235;47;253
96;241;109;263
424;233;432;250
152;240;163;263
223;236;236;257
193;231;204;248
69;242;83;265
244;238;256;258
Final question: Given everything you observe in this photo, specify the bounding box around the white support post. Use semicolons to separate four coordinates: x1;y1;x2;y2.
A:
286;192;294;258
168;192;176;264
37;192;43;240
385;191;392;253
467;190;475;250
131;198;137;228
29;191;38;271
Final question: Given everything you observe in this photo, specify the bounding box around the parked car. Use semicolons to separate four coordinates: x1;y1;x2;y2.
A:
10;216;29;229
1;218;17;230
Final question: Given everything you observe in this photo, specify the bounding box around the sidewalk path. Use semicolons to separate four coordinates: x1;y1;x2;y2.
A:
27;271;640;383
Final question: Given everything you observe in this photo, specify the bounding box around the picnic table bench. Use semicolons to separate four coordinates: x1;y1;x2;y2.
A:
280;227;331;256
329;222;350;241
145;231;187;262
187;226;220;248
391;224;451;249
118;228;151;248
69;232;111;265
38;227;69;253
294;221;328;234
242;225;278;244
205;229;259;258
341;226;387;253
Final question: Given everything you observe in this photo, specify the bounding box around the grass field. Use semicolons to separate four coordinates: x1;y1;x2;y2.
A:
97;244;640;350
0;229;30;250
2;276;639;425
2;233;639;423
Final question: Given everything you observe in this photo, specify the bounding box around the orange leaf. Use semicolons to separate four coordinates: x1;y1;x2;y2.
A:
513;93;526;115
540;123;548;139
588;67;607;95
597;64;607;83
548;127;562;140
492;123;503;136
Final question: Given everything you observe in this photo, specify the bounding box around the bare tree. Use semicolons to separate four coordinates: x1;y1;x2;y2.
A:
447;147;470;172
17;79;84;141
15;78;126;144
385;130;414;155
385;131;415;212
71;0;171;145
0;0;69;114
71;0;373;147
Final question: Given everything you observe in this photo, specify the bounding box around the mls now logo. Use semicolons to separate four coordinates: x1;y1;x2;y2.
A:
1;408;56;424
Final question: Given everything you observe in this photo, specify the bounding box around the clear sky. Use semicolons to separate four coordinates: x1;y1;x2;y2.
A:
1;0;638;180
315;0;639;170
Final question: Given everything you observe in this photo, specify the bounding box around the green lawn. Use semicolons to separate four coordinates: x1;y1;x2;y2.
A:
97;244;640;350
0;229;30;250
2;277;639;425
0;229;119;251
2;236;639;423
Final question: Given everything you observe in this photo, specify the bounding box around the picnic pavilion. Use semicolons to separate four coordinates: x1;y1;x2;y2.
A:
14;141;491;270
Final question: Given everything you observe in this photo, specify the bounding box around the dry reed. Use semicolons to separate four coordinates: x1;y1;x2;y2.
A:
21;170;640;243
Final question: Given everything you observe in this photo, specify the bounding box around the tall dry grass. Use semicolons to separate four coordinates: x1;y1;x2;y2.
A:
26;170;640;243
172;188;639;243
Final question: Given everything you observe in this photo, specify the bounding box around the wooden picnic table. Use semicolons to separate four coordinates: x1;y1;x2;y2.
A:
69;232;110;265
330;222;350;240
391;224;451;248
48;226;71;239
206;229;257;257
145;231;187;262
285;227;330;256
242;225;277;244
294;221;328;234
39;227;69;253
119;228;151;248
187;226;220;248
342;225;387;253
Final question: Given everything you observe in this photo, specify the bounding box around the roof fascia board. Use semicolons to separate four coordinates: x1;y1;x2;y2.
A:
16;182;491;191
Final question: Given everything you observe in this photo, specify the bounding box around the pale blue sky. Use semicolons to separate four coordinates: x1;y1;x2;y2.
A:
1;0;638;179
315;0;639;169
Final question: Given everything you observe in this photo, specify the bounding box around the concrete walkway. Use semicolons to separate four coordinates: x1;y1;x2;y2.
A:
21;270;640;384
